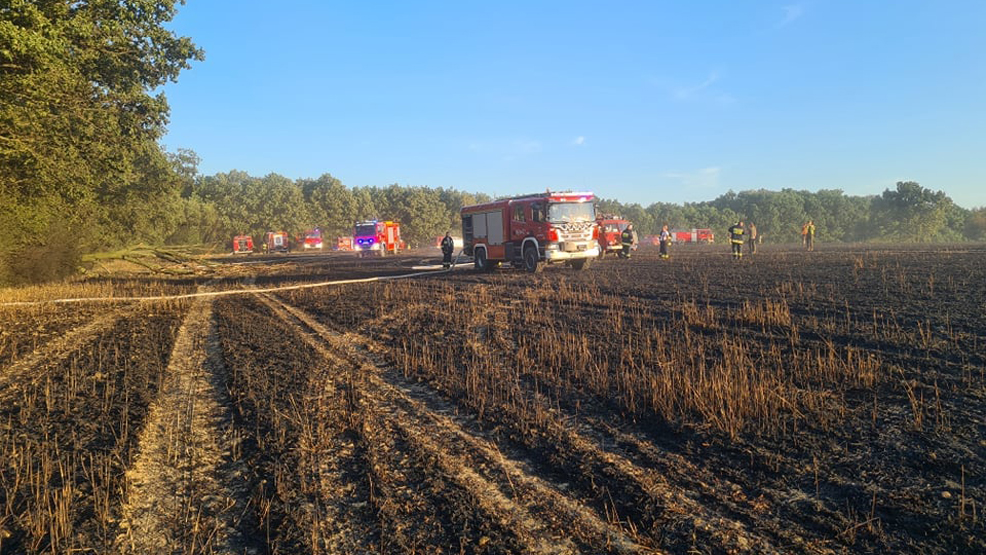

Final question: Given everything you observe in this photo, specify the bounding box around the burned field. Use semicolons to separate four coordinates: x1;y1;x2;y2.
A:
1;245;983;554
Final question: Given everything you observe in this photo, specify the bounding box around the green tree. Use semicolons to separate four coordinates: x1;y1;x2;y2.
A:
0;0;202;283
305;174;357;238
870;181;953;241
964;207;986;241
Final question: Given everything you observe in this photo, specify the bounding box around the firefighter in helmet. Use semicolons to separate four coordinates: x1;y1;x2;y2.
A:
441;231;455;269
728;221;745;259
620;223;635;259
659;224;672;259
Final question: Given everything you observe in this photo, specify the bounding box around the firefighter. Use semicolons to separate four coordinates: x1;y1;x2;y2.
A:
748;222;758;254
620;224;635;259
441;231;455;269
659;224;671;259
728;221;745;259
806;220;816;252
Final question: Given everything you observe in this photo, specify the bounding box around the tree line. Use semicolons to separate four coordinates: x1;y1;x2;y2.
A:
170;161;492;250
164;162;986;256
2;3;984;286
600;180;984;244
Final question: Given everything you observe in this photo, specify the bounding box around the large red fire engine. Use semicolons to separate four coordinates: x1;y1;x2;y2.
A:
354;220;403;256
595;216;632;258
461;191;599;272
232;235;253;254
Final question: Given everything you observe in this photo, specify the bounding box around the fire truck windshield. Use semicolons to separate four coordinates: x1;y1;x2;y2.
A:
354;224;376;236
547;202;595;223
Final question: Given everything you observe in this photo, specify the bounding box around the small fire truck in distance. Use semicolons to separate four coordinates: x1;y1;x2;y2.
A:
336;237;354;251
461;191;599;272
302;228;323;250
595;216;632;258
263;231;290;253
232;235;253;254
354;220;403;256
671;228;715;243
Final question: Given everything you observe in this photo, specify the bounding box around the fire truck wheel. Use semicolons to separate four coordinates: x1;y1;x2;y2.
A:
523;247;544;273
474;249;489;271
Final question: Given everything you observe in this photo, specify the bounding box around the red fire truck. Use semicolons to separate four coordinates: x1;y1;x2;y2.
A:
461;191;599;272
232;235;253;254
263;231;290;253
301;228;323;250
671;228;715;243
595;216;632;258
354;220;404;256
336;237;354;251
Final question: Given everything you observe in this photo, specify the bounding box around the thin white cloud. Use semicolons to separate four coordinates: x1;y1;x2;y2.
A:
674;72;719;100
572;136;585;146
778;4;805;28
663;167;721;189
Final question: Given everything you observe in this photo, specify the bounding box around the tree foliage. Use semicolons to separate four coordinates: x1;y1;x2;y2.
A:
1;0;202;284
870;181;954;242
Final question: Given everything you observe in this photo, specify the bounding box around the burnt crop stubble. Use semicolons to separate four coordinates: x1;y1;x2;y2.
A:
0;301;188;554
0;244;982;554
284;244;986;553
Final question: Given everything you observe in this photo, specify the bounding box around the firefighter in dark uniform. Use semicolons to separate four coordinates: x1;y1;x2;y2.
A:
620;224;635;259
728;221;745;259
441;231;455;269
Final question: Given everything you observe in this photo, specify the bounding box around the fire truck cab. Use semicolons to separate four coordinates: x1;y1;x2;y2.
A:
354;220;403;257
595;216;632;258
232;235;253;254
461;191;599;273
302;228;323;250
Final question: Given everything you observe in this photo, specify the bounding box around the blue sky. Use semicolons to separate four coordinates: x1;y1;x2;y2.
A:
160;1;986;208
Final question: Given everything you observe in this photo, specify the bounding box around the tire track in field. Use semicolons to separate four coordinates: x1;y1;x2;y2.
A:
259;295;568;553
116;296;257;554
258;294;653;554
281;293;782;553
0;307;130;399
